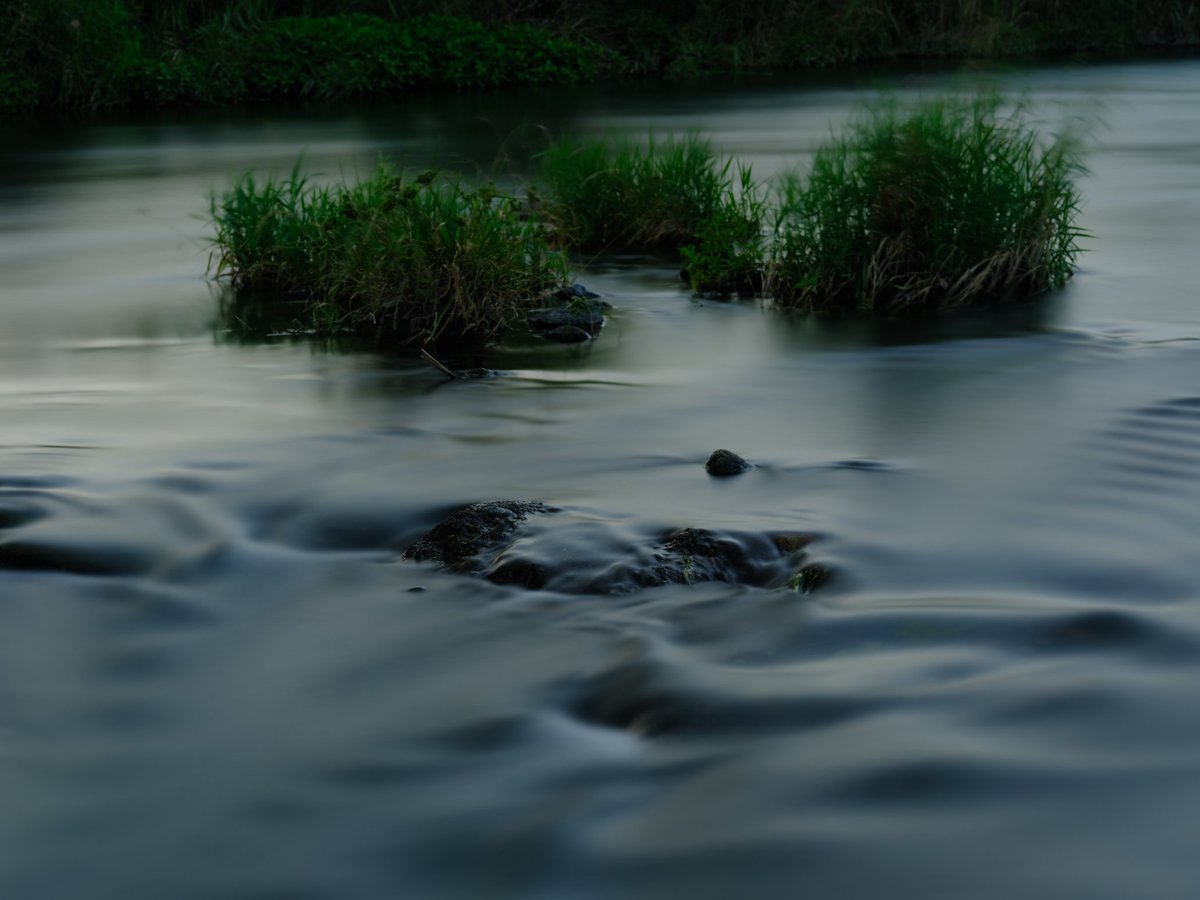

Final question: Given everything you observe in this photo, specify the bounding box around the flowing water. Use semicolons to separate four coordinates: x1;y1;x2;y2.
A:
3;59;1200;899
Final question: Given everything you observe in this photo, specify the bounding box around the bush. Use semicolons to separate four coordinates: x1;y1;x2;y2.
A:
209;163;569;345
534;133;751;250
247;14;422;98
206;14;606;101
768;95;1085;314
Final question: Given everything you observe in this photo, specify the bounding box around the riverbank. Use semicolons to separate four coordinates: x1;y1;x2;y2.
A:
4;0;1200;113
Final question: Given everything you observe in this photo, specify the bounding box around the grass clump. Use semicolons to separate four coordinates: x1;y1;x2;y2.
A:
533;134;752;251
209;163;568;346
679;163;767;296
769;95;1085;314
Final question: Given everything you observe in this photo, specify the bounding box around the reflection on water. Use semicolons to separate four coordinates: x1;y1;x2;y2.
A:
4;59;1200;899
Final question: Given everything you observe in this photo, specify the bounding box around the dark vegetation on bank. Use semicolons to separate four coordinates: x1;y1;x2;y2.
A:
0;2;605;113
5;0;1200;113
209;95;1084;346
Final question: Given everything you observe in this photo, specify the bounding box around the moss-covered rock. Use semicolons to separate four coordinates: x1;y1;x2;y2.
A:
402;501;826;595
402;500;549;567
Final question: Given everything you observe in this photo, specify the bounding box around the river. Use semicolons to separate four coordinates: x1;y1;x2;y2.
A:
3;59;1200;899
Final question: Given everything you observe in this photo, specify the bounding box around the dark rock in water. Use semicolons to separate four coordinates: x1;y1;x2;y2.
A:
527;289;610;342
629;527;800;590
705;449;752;476
554;283;602;301
402;500;548;567
528;308;582;330
543;325;591;344
647;527;754;587
487;556;550;590
485;521;819;595
402;501;827;596
789;563;832;594
527;304;606;334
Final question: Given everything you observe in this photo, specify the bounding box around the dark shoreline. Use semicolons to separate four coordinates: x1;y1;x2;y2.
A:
4;2;1200;115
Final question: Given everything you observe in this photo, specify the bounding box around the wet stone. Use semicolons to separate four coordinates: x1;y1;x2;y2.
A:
790;562;832;594
402;502;826;596
543;325;591;344
527;288;610;342
705;449;752;477
625;527;809;590
487;557;550;590
553;283;603;302
527;305;605;334
401;501;549;567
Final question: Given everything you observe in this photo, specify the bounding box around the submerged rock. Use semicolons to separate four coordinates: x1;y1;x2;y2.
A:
543;325;591;344
485;523;818;594
554;283;602;301
401;500;549;567
705;449;752;476
401;501;824;595
527;285;611;342
637;527;784;588
789;562;832;594
527;303;606;333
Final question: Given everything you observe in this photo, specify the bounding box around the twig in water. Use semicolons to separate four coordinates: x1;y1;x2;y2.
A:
420;349;458;380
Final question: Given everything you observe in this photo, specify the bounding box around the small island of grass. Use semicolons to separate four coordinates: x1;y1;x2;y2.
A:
767;95;1084;313
209;94;1085;346
209;165;568;346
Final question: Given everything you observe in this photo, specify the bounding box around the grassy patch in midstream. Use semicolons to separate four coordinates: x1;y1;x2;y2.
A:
768;95;1086;314
208;164;568;347
533;133;760;254
207;94;1086;346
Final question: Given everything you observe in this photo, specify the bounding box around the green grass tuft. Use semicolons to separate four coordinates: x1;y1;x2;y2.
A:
533;133;750;250
679;160;767;296
768;95;1085;314
209;163;569;346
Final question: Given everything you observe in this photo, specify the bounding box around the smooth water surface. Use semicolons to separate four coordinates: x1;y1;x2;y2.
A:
3;60;1200;899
